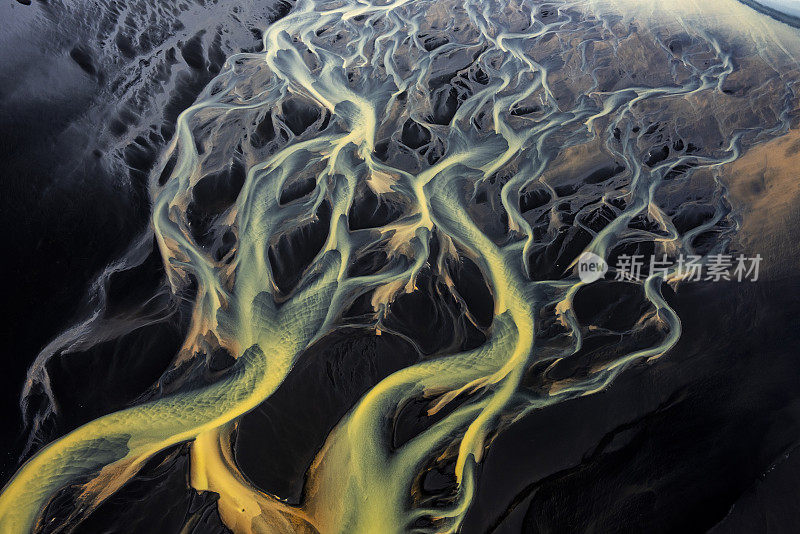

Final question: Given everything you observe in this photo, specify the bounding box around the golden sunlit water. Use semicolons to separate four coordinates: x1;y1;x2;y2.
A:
3;0;800;532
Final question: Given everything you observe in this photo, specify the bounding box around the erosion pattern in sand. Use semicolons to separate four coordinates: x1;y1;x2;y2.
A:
2;0;800;532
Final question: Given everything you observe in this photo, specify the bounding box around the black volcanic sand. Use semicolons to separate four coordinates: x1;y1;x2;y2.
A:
0;0;290;483
4;0;800;532
30;275;800;534
465;276;800;533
